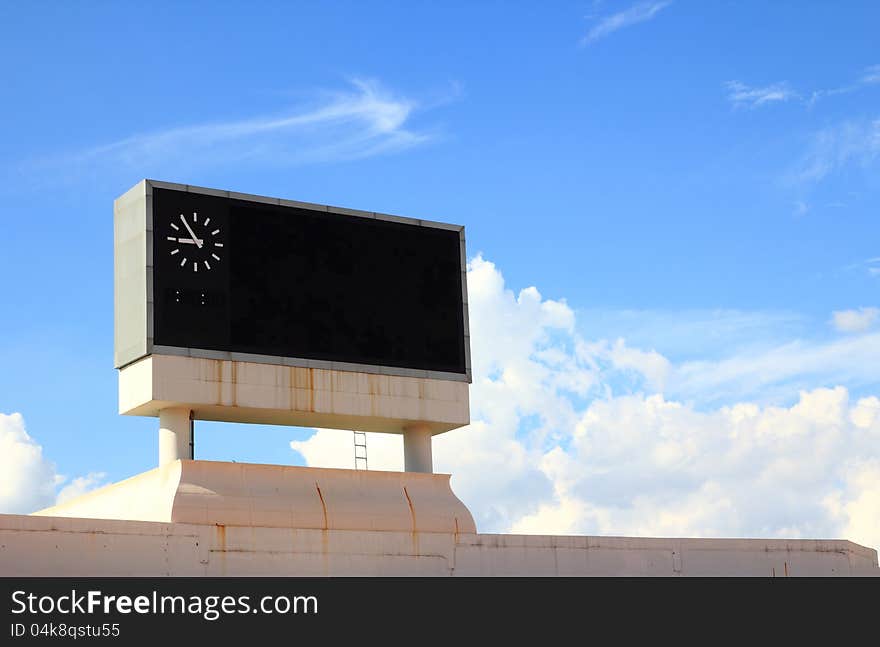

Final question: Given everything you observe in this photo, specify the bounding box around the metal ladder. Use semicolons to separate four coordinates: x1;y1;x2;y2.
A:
353;431;368;470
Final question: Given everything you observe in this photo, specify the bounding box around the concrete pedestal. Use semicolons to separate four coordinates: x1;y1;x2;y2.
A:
404;423;433;473
159;407;192;465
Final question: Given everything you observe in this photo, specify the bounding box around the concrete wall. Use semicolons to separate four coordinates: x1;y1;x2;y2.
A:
1;514;876;577
10;461;877;576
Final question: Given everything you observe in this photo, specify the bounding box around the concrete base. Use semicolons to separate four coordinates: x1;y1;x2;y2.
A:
7;461;877;577
1;514;876;577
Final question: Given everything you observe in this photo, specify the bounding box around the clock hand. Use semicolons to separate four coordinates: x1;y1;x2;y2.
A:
177;237;204;245
180;214;203;248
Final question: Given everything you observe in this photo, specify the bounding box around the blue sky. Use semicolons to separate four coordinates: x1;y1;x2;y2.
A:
1;2;879;545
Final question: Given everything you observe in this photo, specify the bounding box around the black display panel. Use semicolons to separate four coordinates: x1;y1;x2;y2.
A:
151;188;466;375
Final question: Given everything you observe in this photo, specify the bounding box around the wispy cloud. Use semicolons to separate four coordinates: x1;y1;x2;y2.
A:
789;117;880;185
841;257;880;279
861;64;880;85
793;200;810;217
808;64;880;104
832;307;879;334
34;79;440;176
730;65;880;110
671;332;880;404
725;80;797;109
580;1;671;46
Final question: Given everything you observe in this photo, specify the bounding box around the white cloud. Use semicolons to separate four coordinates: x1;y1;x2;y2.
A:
0;413;105;514
581;337;670;391
38;79;436;175
725;80;797;109
832;307;879;333
56;472;107;505
291;255;880;552
824;459;880;550
581;1;671;46
291;429;402;472
516;387;880;548
0;413;58;513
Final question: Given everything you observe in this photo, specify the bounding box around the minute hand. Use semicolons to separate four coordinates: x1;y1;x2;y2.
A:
180;215;203;248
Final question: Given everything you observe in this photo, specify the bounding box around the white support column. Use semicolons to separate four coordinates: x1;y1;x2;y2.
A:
159;408;193;466
403;423;433;473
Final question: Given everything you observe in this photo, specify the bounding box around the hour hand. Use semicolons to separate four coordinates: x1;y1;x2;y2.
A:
177;237;204;245
180;214;203;248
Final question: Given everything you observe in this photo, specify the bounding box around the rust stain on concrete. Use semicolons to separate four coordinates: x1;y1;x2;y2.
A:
288;366;295;410
403;486;419;555
315;481;330;572
315;483;328;530
230;362;237;407
215;523;227;575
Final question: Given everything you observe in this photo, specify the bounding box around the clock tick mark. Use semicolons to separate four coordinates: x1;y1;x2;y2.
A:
170;223;179;231
204;218;211;226
180;257;187;267
204;260;211;270
171;249;179;255
166;236;176;241
212;229;220;236
212;253;220;261
214;243;224;247
193;262;198;272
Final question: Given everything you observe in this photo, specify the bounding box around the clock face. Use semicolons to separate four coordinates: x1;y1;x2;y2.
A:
167;211;224;272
